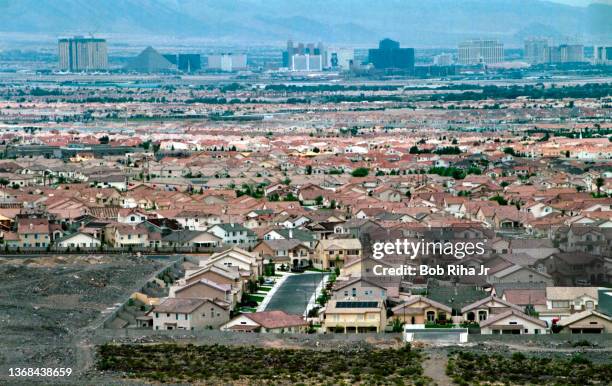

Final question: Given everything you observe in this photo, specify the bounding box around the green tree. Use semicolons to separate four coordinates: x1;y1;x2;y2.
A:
315;195;324;206
503;147;516;156
284;193;298;201
392;318;404;333
524;304;538;317
434;146;462;155
351;167;369;177
247;279;258;294
595;177;605;196
490;195;508;205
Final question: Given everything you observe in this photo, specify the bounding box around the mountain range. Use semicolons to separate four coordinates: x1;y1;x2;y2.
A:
0;0;609;46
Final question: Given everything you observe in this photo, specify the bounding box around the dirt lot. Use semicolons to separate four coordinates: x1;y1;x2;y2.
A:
0;254;166;385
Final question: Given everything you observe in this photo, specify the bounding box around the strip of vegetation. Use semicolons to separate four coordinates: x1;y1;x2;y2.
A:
446;350;612;386
98;343;430;385
246;294;264;303
265;84;404;92
428;166;481;180
429;83;612;102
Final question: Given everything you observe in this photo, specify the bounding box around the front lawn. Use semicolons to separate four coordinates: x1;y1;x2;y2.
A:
305;267;328;272
246;294;264;303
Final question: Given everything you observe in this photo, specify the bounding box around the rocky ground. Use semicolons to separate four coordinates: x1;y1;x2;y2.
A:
0;254;167;385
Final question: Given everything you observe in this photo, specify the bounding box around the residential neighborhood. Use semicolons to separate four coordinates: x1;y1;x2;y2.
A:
0;76;610;343
1;5;611;382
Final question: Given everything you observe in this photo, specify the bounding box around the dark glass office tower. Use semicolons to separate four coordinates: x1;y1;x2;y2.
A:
178;54;202;72
368;38;414;71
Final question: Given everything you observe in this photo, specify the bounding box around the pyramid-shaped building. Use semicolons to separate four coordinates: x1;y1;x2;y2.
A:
124;46;175;73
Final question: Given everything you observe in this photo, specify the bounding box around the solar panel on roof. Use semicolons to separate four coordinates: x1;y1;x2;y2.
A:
336;301;378;308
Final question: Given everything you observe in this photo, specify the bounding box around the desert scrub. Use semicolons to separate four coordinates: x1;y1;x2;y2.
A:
97;342;431;385
446;350;612;385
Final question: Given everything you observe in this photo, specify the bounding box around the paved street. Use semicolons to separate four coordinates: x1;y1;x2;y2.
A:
264;273;327;315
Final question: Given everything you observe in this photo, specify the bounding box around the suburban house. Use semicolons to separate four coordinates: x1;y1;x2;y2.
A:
0;212;13;231
487;264;554;286
314;238;362;270
208;223;258;247
340;256;398;279
332;219;384;239
92;174;127;191
331;277;388;302
55;231;101;249
298;184;328;206
253;239;312;268
391;296;453;325
262;228;317;249
501;288;547;314
151;298;230;330
3;231;20;248
372;186;402;202
491;207;524;229
183;265;242;290
117;208;147;225
522;202;555;218
200;247;263;281
306;221;342;240
170;278;238;310
174;210;221;231
17;218;51;248
539;287;600;323
544;252;607;286
220;310;307;333
161;230;221;249
556;309;612;334
507;238;559;261
461;296;524;323
323;300;387;333
105;223;150;248
479;309;548;335
564;226;610;256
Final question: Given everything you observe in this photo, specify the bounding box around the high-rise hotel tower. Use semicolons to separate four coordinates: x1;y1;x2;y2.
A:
58;36;108;71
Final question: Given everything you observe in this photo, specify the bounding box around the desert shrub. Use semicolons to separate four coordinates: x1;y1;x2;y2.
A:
447;350;612;385
97;342;430;385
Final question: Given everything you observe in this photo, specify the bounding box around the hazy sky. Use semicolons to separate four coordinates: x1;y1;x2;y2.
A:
550;0;609;5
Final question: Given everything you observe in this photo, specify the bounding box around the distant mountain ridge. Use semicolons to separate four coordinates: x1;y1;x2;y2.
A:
0;0;609;46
